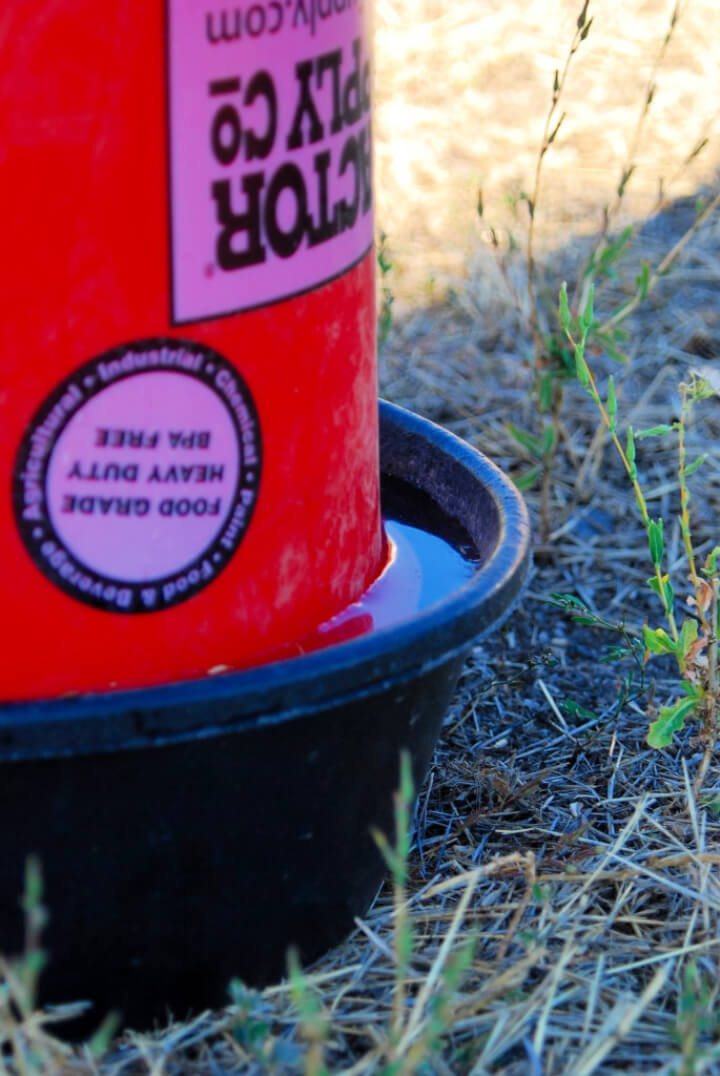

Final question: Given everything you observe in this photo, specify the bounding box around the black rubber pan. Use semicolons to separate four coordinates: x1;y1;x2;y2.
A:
0;400;530;1032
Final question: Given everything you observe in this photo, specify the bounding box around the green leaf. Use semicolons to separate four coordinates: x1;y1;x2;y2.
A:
626;426;636;466
399;749;414;805
547;113;566;146
647;519;664;567
607;375;617;430
87;1013;123;1060
371;828;401;876
581;286;595;332
559;282;571;332
642;625;676;655
601;644;636;663
600;337;629;364
703;546;720;577
647;696;698;749
513;465;542;491
506;422;544;457
664;577;675;615
617;165;636;200
542;424;557;454
636;425;673;439
547;334;576;377
548;592;589;610
647;574;675;614
575;349;591;391
678;617;699;660
591;327;629;362
635;260;651;300
685;454;707;478
539;372;554;413
597;227;634;273
561;700;598;721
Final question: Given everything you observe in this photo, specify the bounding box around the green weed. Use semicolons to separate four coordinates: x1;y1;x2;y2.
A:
224;752;477;1074
671;961;720;1075
484;0;720;781
371;751;477;1075
558;283;719;783
377;229;395;348
0;857;120;1074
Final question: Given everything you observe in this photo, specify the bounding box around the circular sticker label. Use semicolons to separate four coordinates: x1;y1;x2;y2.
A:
13;339;262;613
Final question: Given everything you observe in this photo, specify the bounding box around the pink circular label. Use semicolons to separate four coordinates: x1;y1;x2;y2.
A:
14;340;261;613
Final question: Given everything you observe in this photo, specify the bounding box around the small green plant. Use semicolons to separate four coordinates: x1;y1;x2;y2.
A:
547;592;648;725
0;857;120;1073
286;950;331;1076
558;282;719;783
226;754;478;1076
372;751;476;1074
372;750;416;1057
671;961;720;1075
377;229;395;348
228;978;300;1071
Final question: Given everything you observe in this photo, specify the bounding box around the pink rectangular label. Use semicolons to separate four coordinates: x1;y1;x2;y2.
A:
167;0;374;324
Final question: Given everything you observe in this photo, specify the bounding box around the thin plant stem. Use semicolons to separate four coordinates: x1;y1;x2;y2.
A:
574;1;684;313
572;188;720;502
677;386;706;632
539;382;563;542
524;3;592;541
709;581;718;699
527;1;590;354
566;319;679;643
385;752;414;1049
391;846;408;1042
599;188;720;335
700;578;720;784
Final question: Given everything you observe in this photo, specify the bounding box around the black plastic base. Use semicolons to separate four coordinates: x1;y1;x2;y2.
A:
0;402;530;1033
3;656;462;1032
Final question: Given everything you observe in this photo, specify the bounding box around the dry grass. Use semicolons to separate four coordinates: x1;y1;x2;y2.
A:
374;0;720;299
4;2;720;1073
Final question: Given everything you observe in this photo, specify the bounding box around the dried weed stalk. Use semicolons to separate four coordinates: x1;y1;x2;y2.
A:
509;0;719;543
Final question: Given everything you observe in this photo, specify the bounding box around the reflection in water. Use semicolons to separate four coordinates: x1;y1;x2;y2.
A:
303;517;478;653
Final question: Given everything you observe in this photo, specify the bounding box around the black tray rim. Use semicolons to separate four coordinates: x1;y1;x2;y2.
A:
0;400;531;759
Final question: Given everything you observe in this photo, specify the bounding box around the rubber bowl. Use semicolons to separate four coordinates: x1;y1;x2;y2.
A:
0;400;530;1031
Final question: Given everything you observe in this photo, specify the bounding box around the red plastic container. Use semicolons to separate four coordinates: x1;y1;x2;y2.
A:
1;2;384;701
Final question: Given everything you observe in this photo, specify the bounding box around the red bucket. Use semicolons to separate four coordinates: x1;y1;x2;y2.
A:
1;2;384;700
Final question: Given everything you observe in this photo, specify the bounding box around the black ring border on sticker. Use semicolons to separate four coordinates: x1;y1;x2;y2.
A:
12;338;262;615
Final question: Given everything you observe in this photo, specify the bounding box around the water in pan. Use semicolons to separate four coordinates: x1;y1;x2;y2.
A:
248;475;481;663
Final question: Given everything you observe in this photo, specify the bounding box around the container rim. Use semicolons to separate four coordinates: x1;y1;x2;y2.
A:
0;401;531;759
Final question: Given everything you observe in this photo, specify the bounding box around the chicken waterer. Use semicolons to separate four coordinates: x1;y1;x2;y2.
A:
0;2;531;1031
